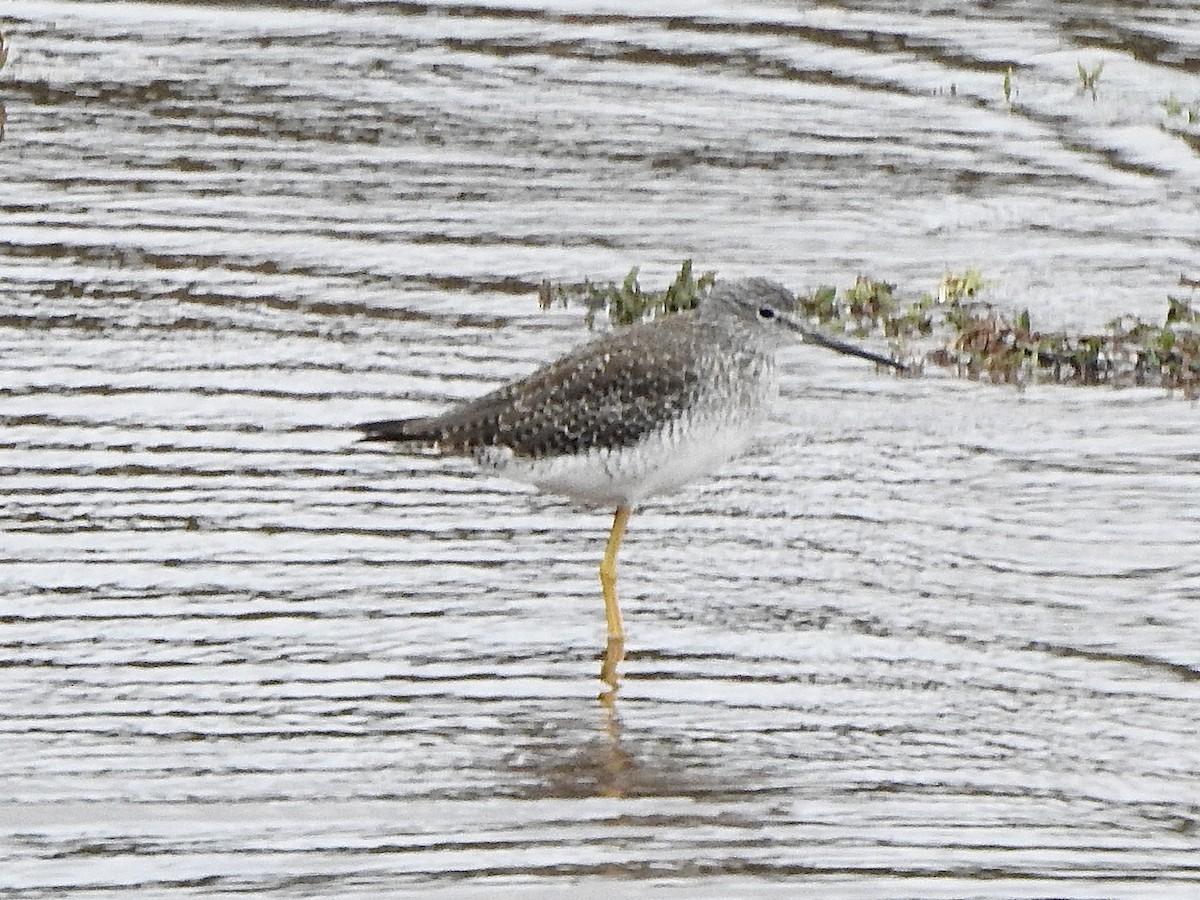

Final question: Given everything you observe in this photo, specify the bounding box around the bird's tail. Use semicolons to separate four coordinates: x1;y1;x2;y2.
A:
356;417;445;443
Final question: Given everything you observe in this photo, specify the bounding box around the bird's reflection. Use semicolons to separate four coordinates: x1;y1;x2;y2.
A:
503;680;721;801
594;694;632;798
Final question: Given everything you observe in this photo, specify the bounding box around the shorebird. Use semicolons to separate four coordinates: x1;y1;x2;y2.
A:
358;277;904;690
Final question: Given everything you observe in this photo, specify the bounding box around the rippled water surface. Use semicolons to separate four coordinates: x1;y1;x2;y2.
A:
2;0;1199;896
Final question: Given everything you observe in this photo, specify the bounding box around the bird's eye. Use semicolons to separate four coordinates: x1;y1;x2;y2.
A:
757;306;776;320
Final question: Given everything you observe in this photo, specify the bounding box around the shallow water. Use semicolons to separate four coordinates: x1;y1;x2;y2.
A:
2;0;1199;896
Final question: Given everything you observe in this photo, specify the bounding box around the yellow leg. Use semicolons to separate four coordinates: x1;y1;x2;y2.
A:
600;505;630;641
598;505;631;691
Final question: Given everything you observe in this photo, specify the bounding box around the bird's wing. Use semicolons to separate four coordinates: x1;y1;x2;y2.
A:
430;317;713;458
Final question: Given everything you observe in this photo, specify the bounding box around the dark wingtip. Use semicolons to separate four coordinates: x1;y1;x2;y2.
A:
355;419;405;441
354;418;443;444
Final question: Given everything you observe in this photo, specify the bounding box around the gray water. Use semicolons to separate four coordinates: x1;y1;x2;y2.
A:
2;1;1199;896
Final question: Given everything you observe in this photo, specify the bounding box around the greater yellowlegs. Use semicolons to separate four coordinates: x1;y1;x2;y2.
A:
358;277;904;689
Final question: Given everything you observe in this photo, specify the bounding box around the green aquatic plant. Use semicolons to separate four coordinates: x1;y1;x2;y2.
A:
1077;60;1104;99
540;259;715;329
914;270;1197;394
1002;66;1014;107
549;262;1200;396
1160;93;1200;125
797;276;900;337
935;268;987;304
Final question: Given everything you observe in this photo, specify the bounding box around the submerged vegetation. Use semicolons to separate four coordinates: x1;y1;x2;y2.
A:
1161;93;1200;125
993;59;1197;151
540;259;715;329
1076;60;1104;99
545;262;1200;397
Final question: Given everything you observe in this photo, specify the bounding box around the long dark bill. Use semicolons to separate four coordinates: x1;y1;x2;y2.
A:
792;320;906;371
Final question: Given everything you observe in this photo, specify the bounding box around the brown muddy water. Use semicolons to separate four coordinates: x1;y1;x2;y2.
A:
2;1;1199;896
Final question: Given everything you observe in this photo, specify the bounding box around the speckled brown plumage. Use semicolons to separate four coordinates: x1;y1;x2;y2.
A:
360;313;754;459
358;277;901;473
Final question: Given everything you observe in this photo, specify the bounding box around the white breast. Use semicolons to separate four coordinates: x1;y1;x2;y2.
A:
483;359;777;508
